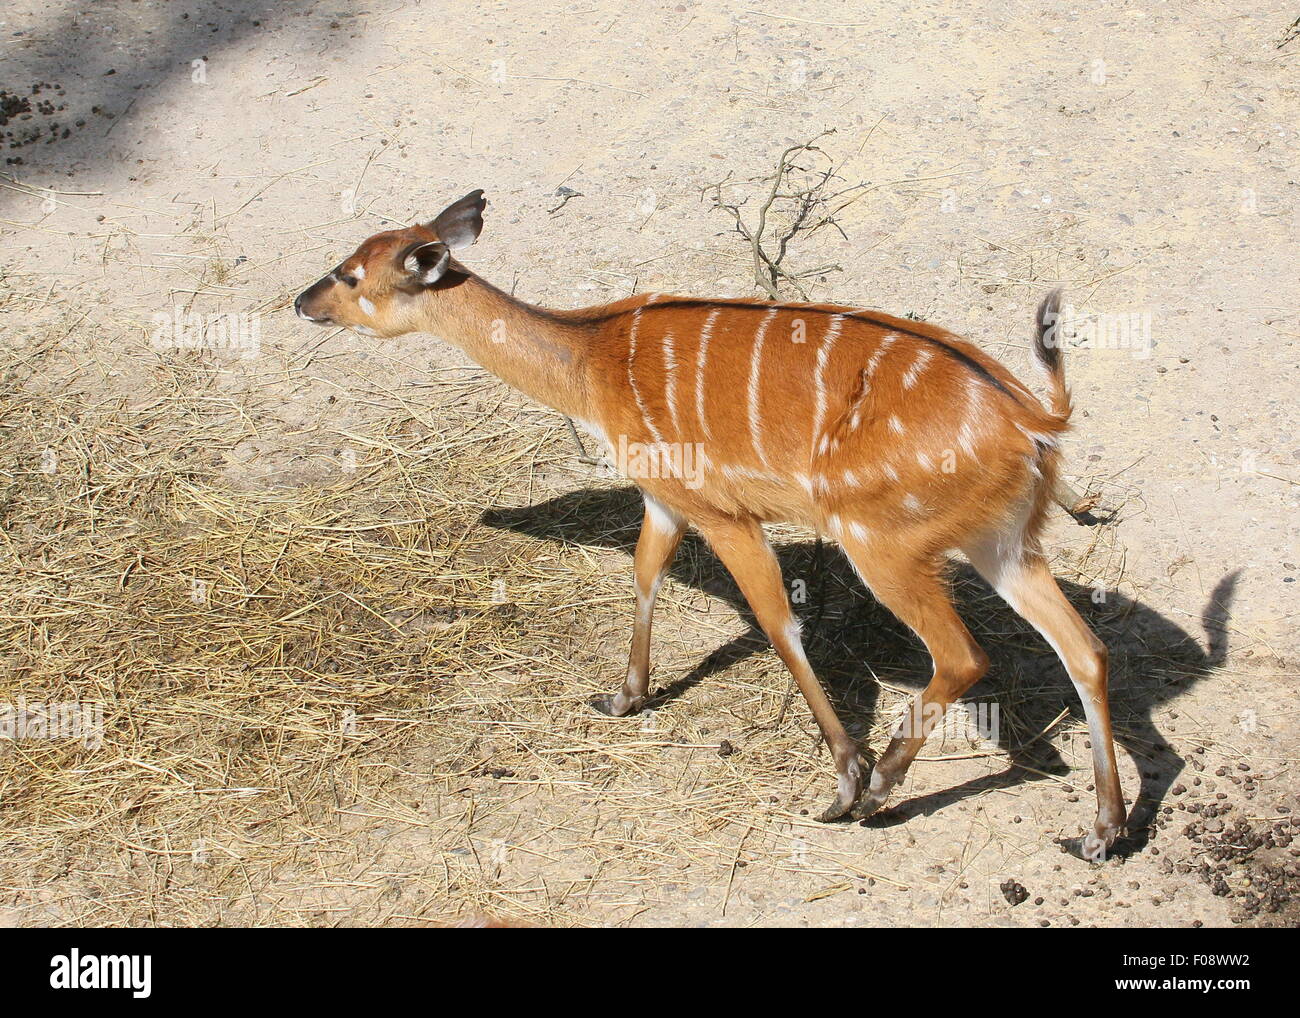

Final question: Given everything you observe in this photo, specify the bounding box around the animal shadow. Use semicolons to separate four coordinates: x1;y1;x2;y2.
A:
483;487;1238;860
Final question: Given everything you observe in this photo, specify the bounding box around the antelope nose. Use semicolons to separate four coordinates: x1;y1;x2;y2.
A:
293;293;304;316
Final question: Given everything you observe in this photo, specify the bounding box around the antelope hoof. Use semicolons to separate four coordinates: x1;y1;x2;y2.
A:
815;756;864;823
1081;820;1123;863
850;792;887;822
590;692;643;717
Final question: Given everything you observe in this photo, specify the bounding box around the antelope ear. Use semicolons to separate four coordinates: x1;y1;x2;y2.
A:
400;241;451;285
429;189;485;250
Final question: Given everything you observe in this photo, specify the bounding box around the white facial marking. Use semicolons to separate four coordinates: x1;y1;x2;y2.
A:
352;265;365;280
358;296;376;317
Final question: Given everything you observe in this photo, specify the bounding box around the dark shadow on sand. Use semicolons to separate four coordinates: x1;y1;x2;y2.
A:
483;486;1239;860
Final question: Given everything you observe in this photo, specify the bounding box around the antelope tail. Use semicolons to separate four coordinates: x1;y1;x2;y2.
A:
1033;288;1073;421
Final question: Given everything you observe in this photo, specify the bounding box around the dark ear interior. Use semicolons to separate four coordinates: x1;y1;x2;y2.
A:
399;241;451;285
430;189;486;250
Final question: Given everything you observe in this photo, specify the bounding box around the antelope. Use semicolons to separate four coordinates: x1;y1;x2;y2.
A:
294;190;1126;861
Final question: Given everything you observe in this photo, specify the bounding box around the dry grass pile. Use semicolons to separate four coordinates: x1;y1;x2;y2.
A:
0;319;1140;926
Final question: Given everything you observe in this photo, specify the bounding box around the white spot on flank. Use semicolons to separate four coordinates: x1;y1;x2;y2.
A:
794;472;814;497
842;468;859;486
358;296;376;317
916;450;933;472
902;348;933;390
847;521;871;543
883;462;900;482
888;415;905;435
695;308;722;439
826;513;844;537
812;315;844;455
627;309;664;443
903;493;924;514
748;309;778;467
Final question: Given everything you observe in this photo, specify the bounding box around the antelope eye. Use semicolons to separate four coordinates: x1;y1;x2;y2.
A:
338;272;359;288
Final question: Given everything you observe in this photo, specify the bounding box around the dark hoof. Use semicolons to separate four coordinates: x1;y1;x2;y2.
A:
1082;822;1124;863
590;694;622;716
590;693;643;717
815;758;864;823
816;798;854;823
850;794;886;822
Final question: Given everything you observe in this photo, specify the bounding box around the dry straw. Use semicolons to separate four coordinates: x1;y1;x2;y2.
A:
0;296;1131;927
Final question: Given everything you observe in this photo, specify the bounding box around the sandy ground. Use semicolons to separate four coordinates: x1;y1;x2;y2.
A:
0;2;1297;927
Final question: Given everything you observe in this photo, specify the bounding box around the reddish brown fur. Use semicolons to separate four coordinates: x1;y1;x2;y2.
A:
295;193;1126;862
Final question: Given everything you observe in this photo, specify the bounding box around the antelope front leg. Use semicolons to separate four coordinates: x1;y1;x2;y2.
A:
699;516;863;822
592;496;686;717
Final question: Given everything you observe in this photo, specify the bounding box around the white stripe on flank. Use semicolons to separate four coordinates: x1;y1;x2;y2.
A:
662;332;680;433
812;315;844;455
627;309;664;444
958;420;978;458
720;463;780;483
748;309;779;467
902;348;933;389
695;308;722;439
866;333;896;378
